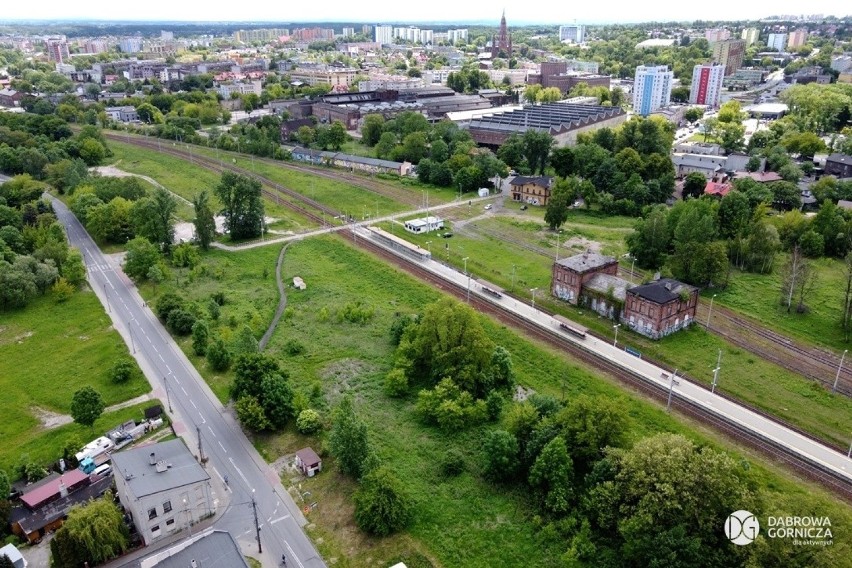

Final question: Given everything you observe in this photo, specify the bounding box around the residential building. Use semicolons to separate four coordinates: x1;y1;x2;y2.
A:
139;529;249;568
509;176;554;206
233;28;288;42
291;27;335;42
786;66;831;85
404;216;445;234
831;54;852;74
767;33;787;52
375;25;393;46
672;153;727;178
447;29;469;45
111;439;215;545
45;38;69;64
559;24;585;44
689;63;725;107
469;103;626;147
0;88;24;108
83;39;109;54
704;180;733;197
104;106;139;122
633;65;673;116
551;252;619;305
711;40;745;75
705;28;731;42
362;25;373;36
216;81;262;98
723;67;767;89
342;27;355;38
623;278;698;339
741;27;760;46
289;66;358;88
119;37;144;53
788;28;808;49
528;62;610;95
825;154;852;178
160;30;174;41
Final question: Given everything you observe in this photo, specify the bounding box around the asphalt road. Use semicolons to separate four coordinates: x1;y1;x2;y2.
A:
51;195;325;568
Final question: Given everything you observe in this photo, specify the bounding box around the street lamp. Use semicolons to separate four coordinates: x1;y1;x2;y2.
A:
711;349;721;393
425;241;432;256
530;287;539;310
706;294;718;329
833;349;848;393
666;369;679;412
463;257;470;302
613;323;621;347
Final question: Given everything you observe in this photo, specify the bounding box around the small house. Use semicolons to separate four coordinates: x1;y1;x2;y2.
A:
295;447;322;477
623;278;698;339
403;216;444;234
509;176;554;206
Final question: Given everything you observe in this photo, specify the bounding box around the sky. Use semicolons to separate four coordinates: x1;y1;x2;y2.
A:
0;1;849;25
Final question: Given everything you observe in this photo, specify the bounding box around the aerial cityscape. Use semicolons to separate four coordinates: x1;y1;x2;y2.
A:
0;7;851;568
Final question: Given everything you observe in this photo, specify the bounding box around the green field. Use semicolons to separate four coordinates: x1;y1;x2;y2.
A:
107;141;319;234
0;291;150;473
141;236;852;567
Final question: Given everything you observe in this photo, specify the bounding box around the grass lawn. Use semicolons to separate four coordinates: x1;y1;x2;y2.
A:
373;222;852;447
339;140;376;158
107;141;319;234
147;235;851;567
714;256;852;353
0;290;151;473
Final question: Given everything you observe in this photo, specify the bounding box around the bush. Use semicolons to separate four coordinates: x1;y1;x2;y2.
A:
51;277;75;303
235;396;270;432
438;448;466;477
110;358;135;384
283;338;305;356
191;320;209;356
389;314;413;345
211;291;226;305
167;308;196;336
354;466;412;536
296;409;322;434
156;292;185;321
384;368;409;397
207;298;221;320
485;391;506;421
338;301;375;324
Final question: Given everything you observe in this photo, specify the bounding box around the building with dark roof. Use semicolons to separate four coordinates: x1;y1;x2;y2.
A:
624;278;698;339
551;252;619;305
527;62;611;95
112;439;214;545
468;103;627;148
509;176;554;206
826;154;852;179
139;529;249;568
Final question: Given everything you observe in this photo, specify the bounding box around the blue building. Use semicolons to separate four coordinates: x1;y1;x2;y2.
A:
632;65;673;117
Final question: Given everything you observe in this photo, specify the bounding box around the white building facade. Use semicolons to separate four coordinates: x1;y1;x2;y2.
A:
374;25;393;46
633;65;673;116
559;25;585;43
689;64;726;107
767;33;787;52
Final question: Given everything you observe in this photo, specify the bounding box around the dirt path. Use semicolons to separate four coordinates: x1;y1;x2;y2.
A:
32;392;154;430
259;242;293;351
91;164;193;206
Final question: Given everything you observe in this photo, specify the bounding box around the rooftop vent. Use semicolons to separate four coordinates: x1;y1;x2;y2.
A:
155;461;169;473
149;452;156;465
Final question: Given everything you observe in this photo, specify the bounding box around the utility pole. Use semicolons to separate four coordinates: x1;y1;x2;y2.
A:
531;287;539;310
667;369;678;412
164;375;172;413
834;349;848;393
706;294;717;328
252;491;262;553
196;425;205;464
711;349;722;393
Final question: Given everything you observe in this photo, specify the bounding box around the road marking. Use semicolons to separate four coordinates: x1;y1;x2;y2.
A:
180;386;187;395
141;328;148;336
218;440;227;452
199;412;205;424
190;400;197;409
270;515;290;525
228;457;249;487
208;426;217;438
158;353;164;362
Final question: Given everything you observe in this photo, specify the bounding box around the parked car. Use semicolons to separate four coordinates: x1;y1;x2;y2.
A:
441;232;453;238
520;205;528;210
484;204;493;210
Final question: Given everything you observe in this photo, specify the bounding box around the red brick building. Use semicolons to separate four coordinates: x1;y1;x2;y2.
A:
623;278;698;339
551;252;619;305
510;176;554;206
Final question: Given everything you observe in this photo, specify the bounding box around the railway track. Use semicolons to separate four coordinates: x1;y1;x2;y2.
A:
351;233;852;502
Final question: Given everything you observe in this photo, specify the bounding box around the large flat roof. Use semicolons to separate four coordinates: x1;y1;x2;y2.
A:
111;439;209;499
469;103;625;135
556;252;617;273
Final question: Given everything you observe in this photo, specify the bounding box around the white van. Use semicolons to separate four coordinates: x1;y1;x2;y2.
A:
92;463;112;478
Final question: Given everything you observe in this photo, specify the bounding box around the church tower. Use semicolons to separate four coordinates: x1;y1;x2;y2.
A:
492;10;512;58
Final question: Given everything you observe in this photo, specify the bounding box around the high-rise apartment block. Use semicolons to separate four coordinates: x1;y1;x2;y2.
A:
740;27;759;46
46;38;69;64
374;25;393;45
705;28;731;42
711;39;745;76
689;63;726;107
767;33;787;51
447;29;468;45
787;29;808;49
633;65;673;117
559;24;585;43
119;37;143;54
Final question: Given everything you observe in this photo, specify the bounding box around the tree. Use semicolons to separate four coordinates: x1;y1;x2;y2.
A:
558;395;627;471
191;319;209;355
132;188;176;251
361;114;385;146
214;172;264;240
781;245;816;313
192;190;216;250
328;395;370;479
400;131;428;163
842;252;852;341
627;206;670;269
325;120;347;151
296;125;315;146
78;138;106;166
683;107;703;123
260;373;294;429
232;324;259;355
374;131;398;159
717;190;751;239
550;147;574;177
544;179;572;230
296;409;322;434
682;172;707;200
354;466;412;536
746;156;762;172
528;436;573;514
718;122;745;154
235;396;270;432
522;130;554;174
110;358;135;384
50;492;129;568
0;260;37;310
206;336;232;371
123;237;160;280
70;386;104;428
482;429;519;482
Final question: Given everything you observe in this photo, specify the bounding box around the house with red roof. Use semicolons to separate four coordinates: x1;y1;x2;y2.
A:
704;181;732;197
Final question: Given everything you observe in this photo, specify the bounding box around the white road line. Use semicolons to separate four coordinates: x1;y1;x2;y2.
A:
270;515;291;525
218;440;227;452
180;386;187;395
158;354;164;361
199;412;205;424
165;365;172;374
229;457;249;486
146;336;153;343
141;328;148;336
208;426;217;438
190;400;197;409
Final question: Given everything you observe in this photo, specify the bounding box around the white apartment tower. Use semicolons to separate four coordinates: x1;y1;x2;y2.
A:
689;63;726;107
633;65;673;117
559;24;585;43
374;25;393;45
767;33;787;52
740;27;759;46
